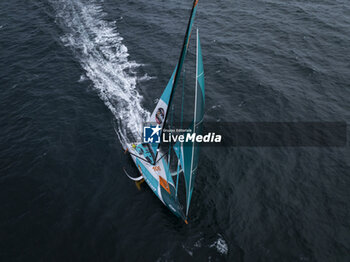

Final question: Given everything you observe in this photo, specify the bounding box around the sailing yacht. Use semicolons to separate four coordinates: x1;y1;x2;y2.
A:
124;0;205;223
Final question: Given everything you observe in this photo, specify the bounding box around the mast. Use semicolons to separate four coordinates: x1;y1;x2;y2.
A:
155;0;199;160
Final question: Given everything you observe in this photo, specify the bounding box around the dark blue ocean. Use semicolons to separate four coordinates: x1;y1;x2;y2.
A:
1;0;349;261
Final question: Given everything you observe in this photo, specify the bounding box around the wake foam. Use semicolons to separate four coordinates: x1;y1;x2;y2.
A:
210;234;228;255
51;0;150;145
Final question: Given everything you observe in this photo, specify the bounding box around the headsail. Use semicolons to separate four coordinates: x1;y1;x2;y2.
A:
173;29;205;217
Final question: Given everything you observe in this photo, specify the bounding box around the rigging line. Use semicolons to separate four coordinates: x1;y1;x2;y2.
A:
155;151;168;164
194;118;204;127
176;65;186;197
126;151;151;164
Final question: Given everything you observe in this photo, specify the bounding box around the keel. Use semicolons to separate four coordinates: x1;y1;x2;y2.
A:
135;179;145;191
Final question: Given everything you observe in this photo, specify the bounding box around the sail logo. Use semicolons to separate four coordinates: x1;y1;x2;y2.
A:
143;125;161;143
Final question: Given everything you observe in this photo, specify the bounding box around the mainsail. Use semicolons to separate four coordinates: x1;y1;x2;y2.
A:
174;29;205;217
149;0;199;160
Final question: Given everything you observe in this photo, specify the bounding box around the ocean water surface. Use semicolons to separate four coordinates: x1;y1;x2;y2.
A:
0;0;349;261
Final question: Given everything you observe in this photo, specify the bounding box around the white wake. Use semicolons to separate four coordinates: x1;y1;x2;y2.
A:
51;0;150;145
